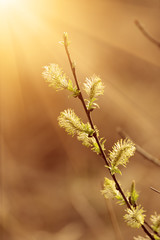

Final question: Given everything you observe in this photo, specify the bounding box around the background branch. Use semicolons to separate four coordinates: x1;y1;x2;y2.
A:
117;127;160;167
135;20;160;48
150;187;160;195
64;38;156;240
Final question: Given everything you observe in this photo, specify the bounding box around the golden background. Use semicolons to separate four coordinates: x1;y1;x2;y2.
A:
0;0;160;239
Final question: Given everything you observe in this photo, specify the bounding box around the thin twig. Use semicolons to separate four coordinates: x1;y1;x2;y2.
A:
135;20;160;48
63;37;156;240
150;187;160;195
117;127;160;167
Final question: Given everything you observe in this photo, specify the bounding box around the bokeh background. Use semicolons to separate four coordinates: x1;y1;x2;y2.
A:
0;0;160;239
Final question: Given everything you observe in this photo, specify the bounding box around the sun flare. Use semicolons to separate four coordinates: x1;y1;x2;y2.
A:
0;0;18;7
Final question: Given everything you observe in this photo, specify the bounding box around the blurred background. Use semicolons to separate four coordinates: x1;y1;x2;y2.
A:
0;0;160;239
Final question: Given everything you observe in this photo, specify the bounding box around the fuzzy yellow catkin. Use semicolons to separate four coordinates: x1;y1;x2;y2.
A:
124;205;145;228
109;138;136;168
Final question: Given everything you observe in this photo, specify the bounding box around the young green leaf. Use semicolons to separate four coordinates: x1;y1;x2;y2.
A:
129;181;139;207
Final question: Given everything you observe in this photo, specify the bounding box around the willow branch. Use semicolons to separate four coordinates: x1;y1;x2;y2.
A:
64;39;109;167
135;20;160;49
64;38;131;208
117;127;160;167
64;38;155;240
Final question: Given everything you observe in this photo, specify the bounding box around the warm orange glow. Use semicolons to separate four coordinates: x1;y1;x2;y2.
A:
1;2;160;240
0;0;59;105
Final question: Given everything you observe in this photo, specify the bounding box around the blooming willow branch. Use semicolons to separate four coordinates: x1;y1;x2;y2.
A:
42;32;158;240
58;109;105;154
